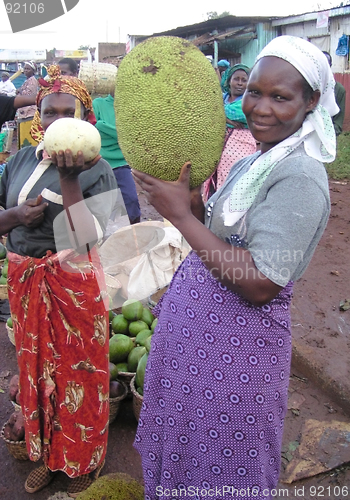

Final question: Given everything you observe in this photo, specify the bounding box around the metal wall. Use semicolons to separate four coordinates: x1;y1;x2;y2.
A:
279;18;350;74
335;73;350;132
228;23;279;67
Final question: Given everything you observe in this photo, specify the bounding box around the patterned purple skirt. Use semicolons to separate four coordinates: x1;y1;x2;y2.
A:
134;252;293;500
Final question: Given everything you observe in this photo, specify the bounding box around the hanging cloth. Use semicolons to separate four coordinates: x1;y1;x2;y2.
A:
335;34;349;56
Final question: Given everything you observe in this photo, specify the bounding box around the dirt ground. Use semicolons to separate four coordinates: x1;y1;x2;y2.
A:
291;180;350;405
0;180;349;499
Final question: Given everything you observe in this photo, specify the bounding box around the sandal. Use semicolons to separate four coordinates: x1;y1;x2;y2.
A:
67;474;93;498
67;459;105;498
25;465;55;493
90;459;105;481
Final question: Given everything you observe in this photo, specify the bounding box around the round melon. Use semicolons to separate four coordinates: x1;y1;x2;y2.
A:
128;320;149;336
109;334;134;363
122;299;144;321
109;362;119;381
43;117;101;162
111;314;129;335
114;36;226;188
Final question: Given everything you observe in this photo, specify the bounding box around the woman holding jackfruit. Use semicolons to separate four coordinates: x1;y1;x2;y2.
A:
203;64;256;201
132;37;337;499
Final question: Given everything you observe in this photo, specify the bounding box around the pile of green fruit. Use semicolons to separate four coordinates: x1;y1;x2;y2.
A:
109;299;157;395
0;241;8;285
0;241;7;260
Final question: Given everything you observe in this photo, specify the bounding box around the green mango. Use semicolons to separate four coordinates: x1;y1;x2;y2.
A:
143;335;152;353
111;314;129;334
151;318;158;333
141;307;154;326
0;242;6;260
135;329;152;346
127;346;146;372
121;299;143;321
115;362;129;373
128;320;149;336
109;362;119;381
109;334;134;363
135;352;148;390
1;264;8;277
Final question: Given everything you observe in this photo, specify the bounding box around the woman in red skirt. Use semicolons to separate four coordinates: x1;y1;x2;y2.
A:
0;66;117;497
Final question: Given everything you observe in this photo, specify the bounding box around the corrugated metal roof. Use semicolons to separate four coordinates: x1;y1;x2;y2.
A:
152;15;280;38
272;5;350;26
191;25;256;46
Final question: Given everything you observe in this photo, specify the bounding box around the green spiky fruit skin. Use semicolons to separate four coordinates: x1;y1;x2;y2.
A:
114;36;226;188
75;472;144;500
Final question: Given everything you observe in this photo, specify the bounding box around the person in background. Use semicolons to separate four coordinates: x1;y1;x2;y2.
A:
0;72;16;97
0;65;117;498
323;51;346;136
0;94;37;129
93;92;141;224
16;61;39;148
132;35;337;500
16;61;39;119
58;58;79;77
216;59;231;91
203;64;256;201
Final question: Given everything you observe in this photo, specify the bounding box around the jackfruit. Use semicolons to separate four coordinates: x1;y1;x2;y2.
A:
76;472;144;500
114;36;226;188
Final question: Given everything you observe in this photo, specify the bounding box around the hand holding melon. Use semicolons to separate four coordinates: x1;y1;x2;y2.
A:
43;118;101;173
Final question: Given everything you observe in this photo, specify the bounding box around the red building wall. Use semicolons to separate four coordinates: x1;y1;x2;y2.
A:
334;73;350;132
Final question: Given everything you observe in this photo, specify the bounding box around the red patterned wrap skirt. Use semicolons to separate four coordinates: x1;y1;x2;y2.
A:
7;248;109;477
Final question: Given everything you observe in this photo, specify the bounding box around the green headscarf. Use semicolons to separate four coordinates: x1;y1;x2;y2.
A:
223;64;250;94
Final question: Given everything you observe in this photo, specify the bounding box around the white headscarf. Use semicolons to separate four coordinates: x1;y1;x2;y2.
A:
223;35;338;227
24;61;37;72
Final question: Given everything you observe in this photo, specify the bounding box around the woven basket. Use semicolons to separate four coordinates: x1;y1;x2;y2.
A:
109;379;128;424
130;375;143;422
1;423;29;460
148;286;169;309
6;324;15;346
79;61;117;95
105;273;122;300
0;283;8;300
116;371;135;398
